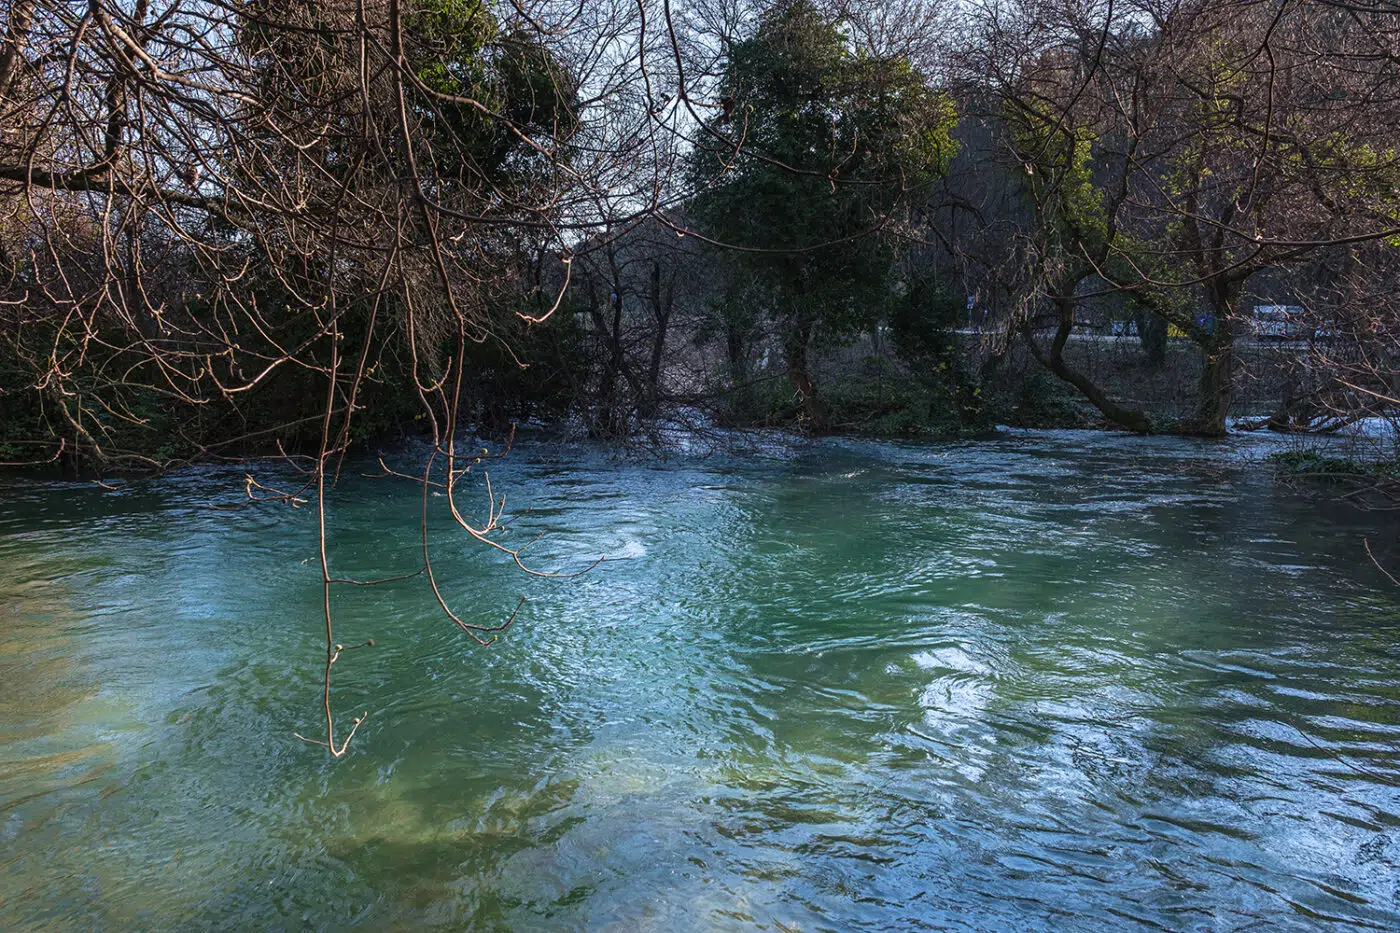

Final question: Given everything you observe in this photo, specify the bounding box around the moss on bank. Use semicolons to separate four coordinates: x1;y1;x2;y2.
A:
1268;450;1400;480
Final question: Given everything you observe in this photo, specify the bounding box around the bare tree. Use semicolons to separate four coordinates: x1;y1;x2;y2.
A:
953;0;1400;435
0;0;676;753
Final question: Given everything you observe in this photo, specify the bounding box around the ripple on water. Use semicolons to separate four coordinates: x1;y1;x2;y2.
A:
2;433;1400;931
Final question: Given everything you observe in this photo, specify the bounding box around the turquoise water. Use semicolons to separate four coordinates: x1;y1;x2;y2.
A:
2;431;1398;931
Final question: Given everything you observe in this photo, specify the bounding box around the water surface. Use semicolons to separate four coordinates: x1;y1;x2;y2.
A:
2;431;1398;931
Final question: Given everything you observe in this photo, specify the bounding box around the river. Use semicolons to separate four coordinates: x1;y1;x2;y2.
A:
2;431;1398;931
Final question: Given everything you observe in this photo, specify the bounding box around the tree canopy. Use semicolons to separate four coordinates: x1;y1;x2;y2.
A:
686;0;957;428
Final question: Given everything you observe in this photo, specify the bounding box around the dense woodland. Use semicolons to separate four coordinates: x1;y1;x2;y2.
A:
3;0;1400;468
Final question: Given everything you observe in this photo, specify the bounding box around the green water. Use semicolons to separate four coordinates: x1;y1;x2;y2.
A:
2;431;1398;931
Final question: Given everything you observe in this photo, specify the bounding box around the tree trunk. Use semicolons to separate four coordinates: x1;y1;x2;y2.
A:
784;322;828;431
1135;311;1167;370
585;280;624;438
642;260;669;418
722;312;756;424
1179;283;1240;437
0;0;35;104
1026;293;1155;434
1184;334;1234;436
726;328;748;391
605;291;627;435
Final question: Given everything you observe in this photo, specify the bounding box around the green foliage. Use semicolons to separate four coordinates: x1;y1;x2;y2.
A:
1312;136;1400;248
825;357;936;436
886;279;988;431
1268;450;1400;480
459;304;590;433
887;280;962;364
1125;279;1202;344
0;355;51;463
1006;103;1108;253
408;0;580;187
410;0;496;102
688;0;958;343
982;368;1089;430
742;349;983;439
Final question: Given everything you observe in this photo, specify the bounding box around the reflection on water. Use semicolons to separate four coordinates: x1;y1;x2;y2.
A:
1;430;1399;931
